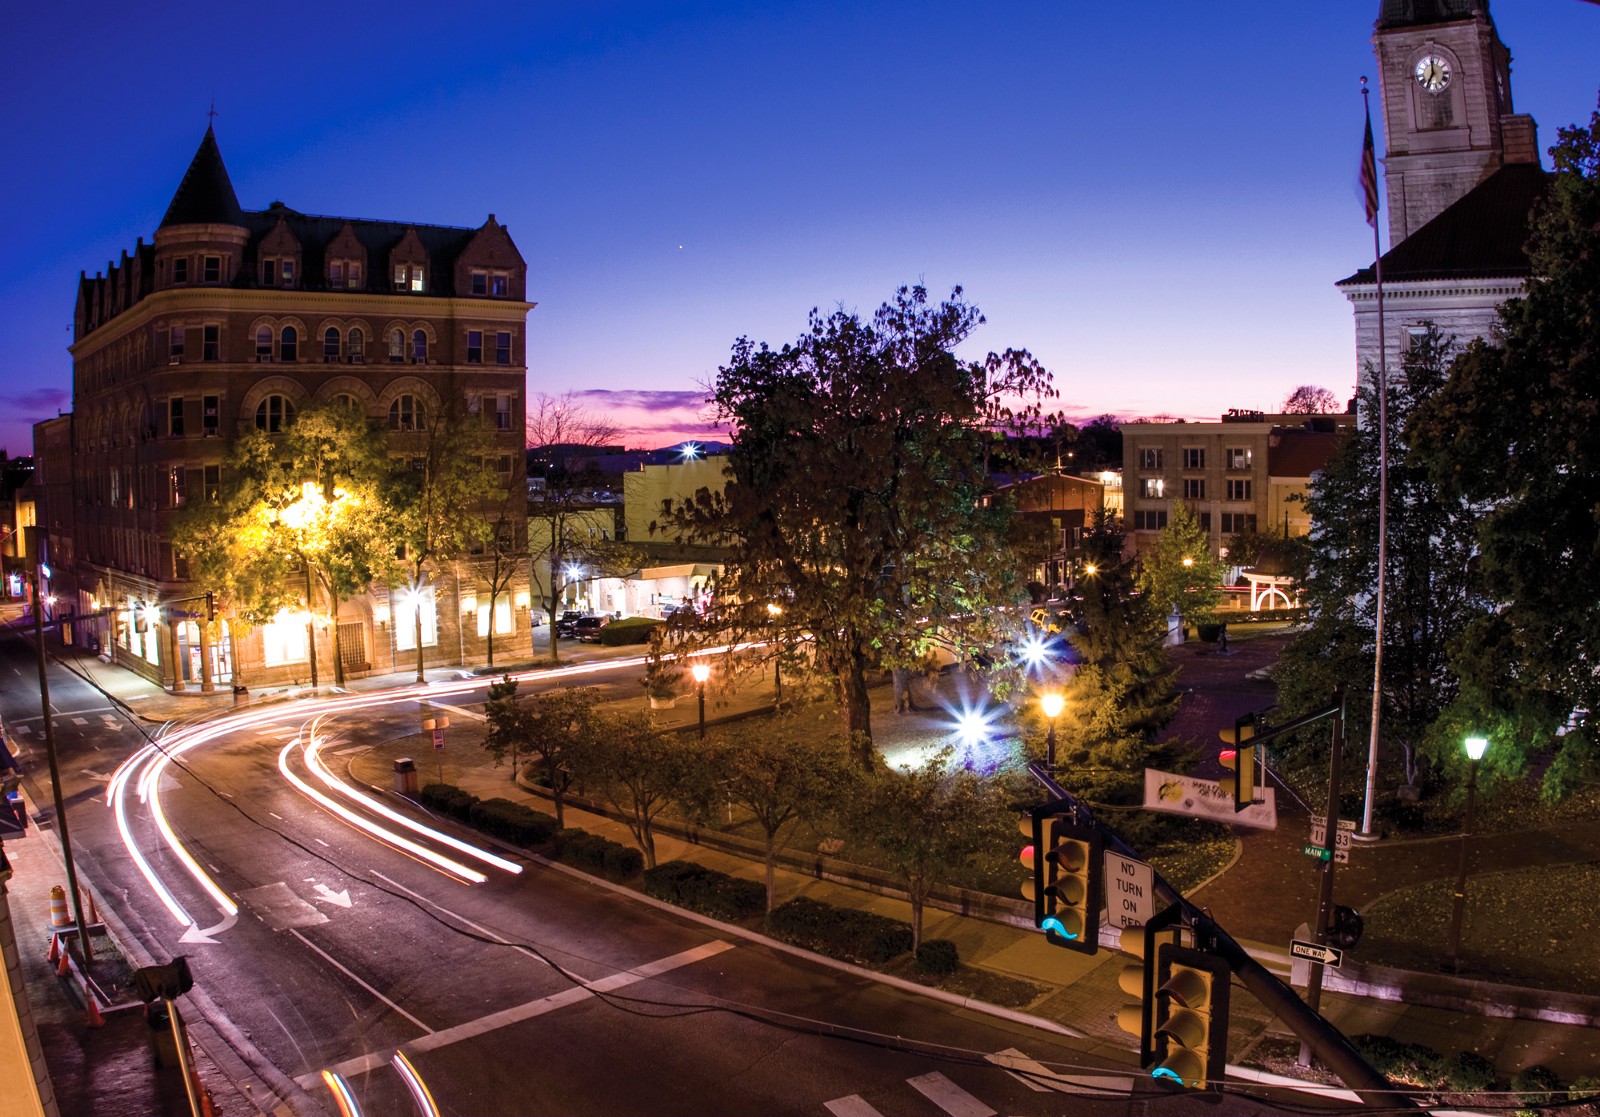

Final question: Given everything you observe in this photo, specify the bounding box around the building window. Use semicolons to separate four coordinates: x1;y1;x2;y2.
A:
348;328;365;363
261;259;276;286
393;587;438;650
412;329;427;362
281;260;296;287
329;260;343;287
255;395;296;433
171;467;187;507
323;328;340;362
203;256;221;283
169;397;185;438
1198;512;1212;533
203;395;219;435
495;331;511;365
1226;479;1252;501
348;261;362;288
494;395;512;431
170;327;186;361
494;453;513;480
471;271;487;296
256;327;273;361
1183;448;1205;470
203;464;221;503
203;324;219;361
1139;448;1163;470
261;613;309;666
1133;510;1168;531
477;595;512;637
1182;478;1205;500
280;325;298;362
1225;447;1252;470
389;395;425;431
332;393;361;414
1140;478;1164;498
172;258;189;284
393;264;425;293
466;330;483;364
1221;513;1258;534
491;273;508;297
388;329;405;362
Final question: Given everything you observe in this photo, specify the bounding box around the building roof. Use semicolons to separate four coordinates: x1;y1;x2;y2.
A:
1375;0;1487;30
1338;162;1548;286
159;126;245;228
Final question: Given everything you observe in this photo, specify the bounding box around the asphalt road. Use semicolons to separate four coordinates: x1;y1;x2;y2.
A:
1;639;1187;1117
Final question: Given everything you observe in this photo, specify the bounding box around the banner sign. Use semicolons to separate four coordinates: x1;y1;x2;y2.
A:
1143;768;1278;830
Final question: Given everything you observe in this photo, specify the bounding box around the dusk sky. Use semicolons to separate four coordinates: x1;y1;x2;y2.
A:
3;1;1596;456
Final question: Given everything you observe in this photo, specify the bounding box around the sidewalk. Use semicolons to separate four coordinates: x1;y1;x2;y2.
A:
11;626;1600;1104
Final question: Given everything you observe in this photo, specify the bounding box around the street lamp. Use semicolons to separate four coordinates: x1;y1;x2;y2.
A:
1039;693;1065;769
1444;735;1488;972
691;663;710;739
767;603;783;703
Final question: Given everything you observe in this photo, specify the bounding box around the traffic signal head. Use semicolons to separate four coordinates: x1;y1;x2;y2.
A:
1114;923;1178;1067
1038;814;1101;953
1151;944;1230;1089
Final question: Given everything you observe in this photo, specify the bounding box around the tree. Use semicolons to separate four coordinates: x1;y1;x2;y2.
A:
468;480;529;670
1134;501;1224;629
390;398;501;682
848;756;998;952
1276;326;1478;789
525;393;640;661
665;285;1056;764
482;679;601;827
708;716;856;912
1281;385;1342;414
1409;110;1600;798
563;710;706;868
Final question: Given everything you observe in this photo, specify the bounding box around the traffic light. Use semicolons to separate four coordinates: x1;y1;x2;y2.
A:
1329;904;1364;950
1019;805;1102;954
1151;943;1230;1089
1114;923;1178;1067
1218;713;1256;812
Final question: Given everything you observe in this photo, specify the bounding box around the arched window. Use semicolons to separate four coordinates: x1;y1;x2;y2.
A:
411;329;427;363
388;329;405;363
280;325;298;363
323;327;340;362
256;326;273;362
255;395;296;433
389;395;425;432
332;393;362;415
348;327;365;363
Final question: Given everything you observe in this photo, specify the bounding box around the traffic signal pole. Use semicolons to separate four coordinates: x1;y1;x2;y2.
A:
1027;689;1413;1109
1299;695;1346;1068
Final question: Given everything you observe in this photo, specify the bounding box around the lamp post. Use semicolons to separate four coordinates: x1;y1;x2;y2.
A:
1039;693;1065;770
691;662;710;739
1444;735;1488;973
767;603;783;703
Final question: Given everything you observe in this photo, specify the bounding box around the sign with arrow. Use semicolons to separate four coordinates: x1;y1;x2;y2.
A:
1290;938;1344;968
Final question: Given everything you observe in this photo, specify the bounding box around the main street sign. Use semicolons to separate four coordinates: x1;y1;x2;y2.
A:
1290;939;1344;968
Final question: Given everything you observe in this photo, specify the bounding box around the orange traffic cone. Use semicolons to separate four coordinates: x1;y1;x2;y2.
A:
46;934;59;966
84;984;105;1027
56;947;70;977
80;886;100;927
48;885;70;929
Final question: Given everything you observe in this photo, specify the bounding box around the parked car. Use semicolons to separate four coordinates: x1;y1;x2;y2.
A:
555;610;585;637
574;615;612;642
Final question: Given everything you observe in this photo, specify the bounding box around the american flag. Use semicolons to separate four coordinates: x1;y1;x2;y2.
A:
1360;106;1379;227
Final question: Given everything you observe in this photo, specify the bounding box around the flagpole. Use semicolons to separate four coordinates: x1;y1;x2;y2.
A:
1359;78;1389;840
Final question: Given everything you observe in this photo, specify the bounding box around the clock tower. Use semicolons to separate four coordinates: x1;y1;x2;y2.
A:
1372;0;1539;246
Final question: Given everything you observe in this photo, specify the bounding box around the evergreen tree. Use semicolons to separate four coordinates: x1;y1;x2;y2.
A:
1134;501;1224;629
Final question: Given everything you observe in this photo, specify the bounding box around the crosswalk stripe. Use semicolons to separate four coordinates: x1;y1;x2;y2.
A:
823;1097;883;1117
907;1072;995;1117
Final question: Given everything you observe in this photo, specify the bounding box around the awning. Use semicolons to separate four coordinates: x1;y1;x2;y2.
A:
635;563;718;582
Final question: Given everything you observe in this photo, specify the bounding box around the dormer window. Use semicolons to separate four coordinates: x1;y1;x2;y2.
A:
261;259;276;286
281;260;296;287
470;270;510;297
203;256;221;283
393;264;425;293
330;261;343;287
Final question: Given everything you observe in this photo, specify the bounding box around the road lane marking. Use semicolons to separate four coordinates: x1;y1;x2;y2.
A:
290;928;433;1034
429;701;484;723
907;1072;995;1117
302;940;733;1083
824;1097;884;1117
372;871;547;965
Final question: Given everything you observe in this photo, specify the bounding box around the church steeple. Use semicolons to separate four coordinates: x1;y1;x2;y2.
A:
159;126;243;229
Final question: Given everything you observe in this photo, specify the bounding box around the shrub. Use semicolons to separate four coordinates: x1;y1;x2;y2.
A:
915;939;960;975
444;789;479;821
768;897;913;965
1566;1075;1600;1116
1348;1035;1443;1087
555;828;641;878
468;798;557;846
643;861;765;920
1442;1051;1498;1093
598;617;661;646
419;783;455;811
1511;1064;1562;1110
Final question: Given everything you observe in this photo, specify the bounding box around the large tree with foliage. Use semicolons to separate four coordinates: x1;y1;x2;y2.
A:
1409;111;1600;798
1134;501;1224;629
482;679;601;827
1276;326;1479;788
563;711;707;868
666;285;1056;763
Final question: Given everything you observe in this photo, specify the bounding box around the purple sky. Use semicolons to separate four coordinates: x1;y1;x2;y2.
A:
3;1;1596;455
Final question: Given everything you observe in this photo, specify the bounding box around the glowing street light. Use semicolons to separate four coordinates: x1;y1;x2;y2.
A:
1444;735;1488;972
1040;693;1065;769
679;442;702;461
766;603;784;703
691;662;711;738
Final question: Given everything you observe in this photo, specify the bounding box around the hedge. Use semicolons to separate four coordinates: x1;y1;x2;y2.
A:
419;782;479;822
642;861;766;920
556;828;644;878
768;896;913;965
468;798;558;846
915;939;960;975
597;617;662;646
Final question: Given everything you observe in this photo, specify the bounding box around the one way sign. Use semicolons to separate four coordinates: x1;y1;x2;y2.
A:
1290;938;1344;968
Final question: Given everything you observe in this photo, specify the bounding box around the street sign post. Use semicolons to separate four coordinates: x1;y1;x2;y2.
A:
1308;814;1352;863
1301;844;1332;861
1290;939;1344;968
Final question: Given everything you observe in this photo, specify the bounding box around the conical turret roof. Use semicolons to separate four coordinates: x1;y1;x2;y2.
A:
159;126;244;228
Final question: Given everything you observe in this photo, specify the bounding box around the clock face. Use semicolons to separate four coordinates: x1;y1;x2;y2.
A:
1414;55;1451;94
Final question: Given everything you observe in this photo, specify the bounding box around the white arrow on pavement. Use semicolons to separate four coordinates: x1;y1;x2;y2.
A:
179;912;238;945
312;884;353;908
